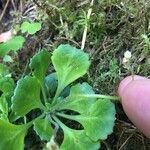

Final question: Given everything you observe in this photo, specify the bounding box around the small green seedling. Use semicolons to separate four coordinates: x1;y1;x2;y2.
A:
0;21;42;58
0;44;117;150
21;21;42;35
0;36;25;57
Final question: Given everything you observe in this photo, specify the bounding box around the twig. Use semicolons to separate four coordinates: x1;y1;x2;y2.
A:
118;134;134;150
102;141;111;150
0;0;10;22
54;37;80;47
81;0;94;50
77;0;89;7
117;130;125;150
11;0;16;11
59;14;64;26
19;0;23;13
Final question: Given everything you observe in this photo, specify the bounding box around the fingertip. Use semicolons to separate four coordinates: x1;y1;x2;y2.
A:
118;76;150;138
0;30;12;43
118;75;149;97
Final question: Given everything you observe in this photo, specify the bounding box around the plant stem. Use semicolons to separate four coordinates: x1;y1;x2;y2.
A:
50;94;119;113
56;112;74;120
24;116;27;124
81;0;95;50
52;115;69;132
52;85;63;104
40;82;48;105
39;102;48;112
26;113;45;127
0;0;10;21
48;115;59;137
53;88;60;102
9;112;19;122
81;94;120;101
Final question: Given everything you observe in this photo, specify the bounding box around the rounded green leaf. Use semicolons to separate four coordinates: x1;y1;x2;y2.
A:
57;83;96;114
55;83;116;142
61;129;100;150
20;21;30;33
0;36;25;57
0;77;15;106
45;73;71;98
0;77;15;97
51;44;90;92
29;49;51;84
60;99;116;141
0;95;8;115
29;22;42;34
11;76;42;117
0;64;10;78
33;117;53;141
45;73;58;97
0;119;29;150
75;100;115;141
53;117;100;150
21;21;42;35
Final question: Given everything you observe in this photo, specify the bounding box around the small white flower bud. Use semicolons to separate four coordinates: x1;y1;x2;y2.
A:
124;51;132;59
122;57;128;64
